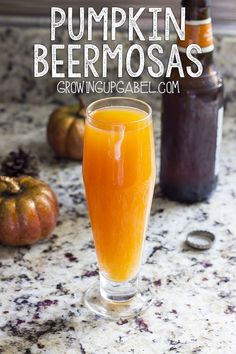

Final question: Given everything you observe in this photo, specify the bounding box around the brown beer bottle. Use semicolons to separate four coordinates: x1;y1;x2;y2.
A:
160;0;224;203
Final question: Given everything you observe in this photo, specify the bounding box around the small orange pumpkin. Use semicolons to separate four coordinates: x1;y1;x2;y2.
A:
0;176;59;246
47;102;86;160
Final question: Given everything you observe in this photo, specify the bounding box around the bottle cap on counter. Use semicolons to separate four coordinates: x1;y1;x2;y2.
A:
186;230;215;250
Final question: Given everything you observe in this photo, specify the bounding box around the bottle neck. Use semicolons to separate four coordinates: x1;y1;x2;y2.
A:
184;1;211;21
178;1;214;65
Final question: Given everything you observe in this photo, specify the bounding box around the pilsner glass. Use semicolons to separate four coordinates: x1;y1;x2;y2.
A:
83;97;156;319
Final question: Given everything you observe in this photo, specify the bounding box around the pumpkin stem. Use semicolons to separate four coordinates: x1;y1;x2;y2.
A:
78;96;85;109
0;176;21;194
75;97;86;120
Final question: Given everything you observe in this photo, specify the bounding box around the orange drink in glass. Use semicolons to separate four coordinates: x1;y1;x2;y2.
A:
83;97;156;319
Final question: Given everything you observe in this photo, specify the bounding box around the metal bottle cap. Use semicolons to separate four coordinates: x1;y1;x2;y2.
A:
186;230;215;250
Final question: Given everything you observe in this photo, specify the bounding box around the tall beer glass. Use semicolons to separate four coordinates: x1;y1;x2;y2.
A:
83;97;156;319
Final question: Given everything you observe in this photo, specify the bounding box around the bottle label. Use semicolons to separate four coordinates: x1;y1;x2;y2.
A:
215;107;224;176
178;18;214;53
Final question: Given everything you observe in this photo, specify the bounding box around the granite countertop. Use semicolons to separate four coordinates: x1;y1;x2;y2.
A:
0;102;235;354
0;17;236;354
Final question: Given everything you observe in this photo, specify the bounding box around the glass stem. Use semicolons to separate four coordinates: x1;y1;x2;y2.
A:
100;273;139;303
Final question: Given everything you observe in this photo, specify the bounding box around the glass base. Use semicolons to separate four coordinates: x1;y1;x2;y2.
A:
84;277;153;320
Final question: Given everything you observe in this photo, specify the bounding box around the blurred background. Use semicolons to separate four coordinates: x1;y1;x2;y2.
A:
0;0;236;33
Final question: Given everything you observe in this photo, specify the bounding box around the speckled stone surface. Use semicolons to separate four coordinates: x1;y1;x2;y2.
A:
0;20;236;353
0;102;235;354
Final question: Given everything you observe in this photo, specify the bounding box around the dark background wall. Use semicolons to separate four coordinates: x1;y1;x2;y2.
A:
0;0;236;33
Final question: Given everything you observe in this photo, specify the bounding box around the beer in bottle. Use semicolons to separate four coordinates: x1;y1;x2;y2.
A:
160;0;224;203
